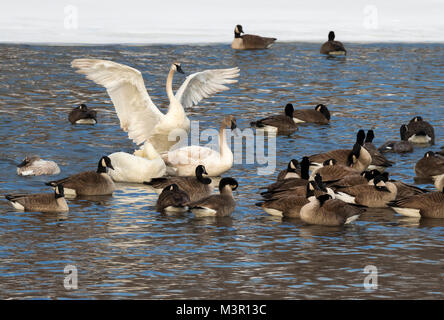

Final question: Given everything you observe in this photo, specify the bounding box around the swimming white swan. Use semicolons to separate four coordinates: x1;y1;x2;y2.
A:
71;59;240;154
107;143;166;183
161;116;237;177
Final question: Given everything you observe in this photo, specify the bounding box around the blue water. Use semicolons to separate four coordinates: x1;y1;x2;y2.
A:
0;43;443;299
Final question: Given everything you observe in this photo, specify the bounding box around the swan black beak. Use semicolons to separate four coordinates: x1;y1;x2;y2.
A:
176;65;185;74
17;159;28;167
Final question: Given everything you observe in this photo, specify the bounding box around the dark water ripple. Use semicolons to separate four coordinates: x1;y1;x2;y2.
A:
0;43;443;299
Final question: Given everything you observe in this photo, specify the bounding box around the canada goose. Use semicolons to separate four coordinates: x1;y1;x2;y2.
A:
320;31;347;56
363;130;394;171
188;177;238;217
263;172;335;201
277;159;301;181
144;165;213;202
16;155;60;176
46;156;115;196
161;116;237;177
311;158;360;183
292;104;331;124
231;24;276;50
335;175;397;207
309;130;371;172
107;144;166;183
300;194;364;226
250;103;298;135
261;157;310;195
68;104;97;124
328;170;378;189
414;151;444;179
406;116;435;145
256;181;318;218
155;184;190;213
369;171;427;200
72;59;239;154
389;188;444;219
5;185;68;213
378;124;413;153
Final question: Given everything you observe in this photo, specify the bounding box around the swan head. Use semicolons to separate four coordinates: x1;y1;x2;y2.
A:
17;155;40;167
172;62;184;74
328;31;335;41
219;177;238;192
235;25;244;34
223;115;237;131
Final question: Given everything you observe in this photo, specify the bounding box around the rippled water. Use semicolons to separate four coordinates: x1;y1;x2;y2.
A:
0;43;443;299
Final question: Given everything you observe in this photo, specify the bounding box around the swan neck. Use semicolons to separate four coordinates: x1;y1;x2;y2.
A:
166;68;177;104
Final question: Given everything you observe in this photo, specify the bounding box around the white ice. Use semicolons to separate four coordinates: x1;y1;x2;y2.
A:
0;0;443;44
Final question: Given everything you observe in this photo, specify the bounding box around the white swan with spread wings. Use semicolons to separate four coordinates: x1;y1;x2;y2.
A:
71;59;240;154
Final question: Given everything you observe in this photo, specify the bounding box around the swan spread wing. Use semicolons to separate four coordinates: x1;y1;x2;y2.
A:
71;59;164;145
175;67;240;108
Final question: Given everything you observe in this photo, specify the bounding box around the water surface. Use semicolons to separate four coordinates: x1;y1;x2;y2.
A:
0;43;443;299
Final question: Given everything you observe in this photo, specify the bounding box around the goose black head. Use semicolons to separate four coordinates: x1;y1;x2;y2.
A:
424;151;435;158
235;24;244;35
79;104;88;111
365;130;375;143
284;103;294;117
400;124;409;140
317;194;332;206
173;62;184;74
219;177;238;191
55;184;65;199
380;172;389;182
356;130;366;146
287;159;299;172
98;156;114;173
314;173;327;192
322;158;337;166
373;175;389;192
163;184;179;193
195;165;211;185
347;143;361;166
411;116;423;123
306;181;317;198
362;170;375;181
328;31;335;41
315;104;330;120
368;169;382;179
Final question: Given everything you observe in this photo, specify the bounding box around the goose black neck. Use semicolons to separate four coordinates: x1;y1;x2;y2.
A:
301;158;310;180
197;174;212;185
97;160;107;173
234;32;242;38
